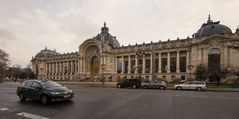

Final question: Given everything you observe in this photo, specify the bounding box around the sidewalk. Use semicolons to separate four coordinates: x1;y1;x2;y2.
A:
1;81;239;92
57;81;239;92
206;88;239;92
56;81;117;88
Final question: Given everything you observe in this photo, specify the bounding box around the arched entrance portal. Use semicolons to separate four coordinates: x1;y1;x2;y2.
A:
90;56;100;76
208;48;221;82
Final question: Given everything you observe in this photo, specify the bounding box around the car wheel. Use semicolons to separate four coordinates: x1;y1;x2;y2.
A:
117;84;122;88
19;92;26;102
159;86;165;90
176;86;182;90
40;95;48;105
132;85;137;89
143;85;147;89
196;87;202;91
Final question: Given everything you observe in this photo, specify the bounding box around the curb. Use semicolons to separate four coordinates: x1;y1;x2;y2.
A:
2;81;239;92
58;82;239;92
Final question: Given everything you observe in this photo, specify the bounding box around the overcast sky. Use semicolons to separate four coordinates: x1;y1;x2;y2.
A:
0;0;239;67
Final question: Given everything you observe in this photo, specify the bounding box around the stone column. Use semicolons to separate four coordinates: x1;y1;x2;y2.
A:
224;47;228;66
142;55;146;73
46;63;49;75
228;48;231;66
82;58;85;72
51;63;53;74
150;54;153;73
135;55;138;73
204;48;207;65
49;62;52;75
48;63;51;74
56;62;58;75
78;59;81;73
158;53;161;73
76;60;78;73
52;62;55;74
121;56;124;74
50;63;52;74
115;57;118;73
198;48;201;64
71;61;74;74
62;61;64;74
54;62;57;75
176;51;180;73
59;61;61;74
128;55;131;74
65;61;67;74
186;51;190;73
67;61;70;74
167;52;170;73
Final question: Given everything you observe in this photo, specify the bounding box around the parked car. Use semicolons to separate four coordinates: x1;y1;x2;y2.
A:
16;80;73;104
142;80;167;90
117;79;141;88
174;80;207;91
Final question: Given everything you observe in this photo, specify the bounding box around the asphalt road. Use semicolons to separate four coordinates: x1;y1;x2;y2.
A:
0;83;239;119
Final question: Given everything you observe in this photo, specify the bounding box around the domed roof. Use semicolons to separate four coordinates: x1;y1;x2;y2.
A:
195;15;232;38
94;22;120;48
35;47;59;58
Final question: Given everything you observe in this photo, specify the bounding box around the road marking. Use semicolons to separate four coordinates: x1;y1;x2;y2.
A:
17;112;50;119
0;107;9;111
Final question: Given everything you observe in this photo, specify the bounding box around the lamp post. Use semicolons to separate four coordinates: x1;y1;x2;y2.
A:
101;64;106;86
135;49;145;81
187;65;194;80
96;47;107;86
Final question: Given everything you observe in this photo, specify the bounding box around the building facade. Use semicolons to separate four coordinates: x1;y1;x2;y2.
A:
31;16;239;82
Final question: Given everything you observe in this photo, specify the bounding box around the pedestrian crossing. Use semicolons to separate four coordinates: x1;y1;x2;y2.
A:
0;107;9;111
0;107;50;119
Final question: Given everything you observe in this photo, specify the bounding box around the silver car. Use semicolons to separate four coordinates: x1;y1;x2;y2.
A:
142;80;166;90
174;81;207;91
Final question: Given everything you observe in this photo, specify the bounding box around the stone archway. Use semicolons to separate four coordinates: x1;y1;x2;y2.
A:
208;48;221;81
91;56;100;76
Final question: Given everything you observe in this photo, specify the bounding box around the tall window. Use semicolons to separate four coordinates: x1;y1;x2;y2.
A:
117;57;122;74
161;53;167;73
170;52;176;73
179;52;187;72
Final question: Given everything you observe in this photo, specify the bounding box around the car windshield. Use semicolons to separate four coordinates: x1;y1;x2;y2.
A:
40;81;62;87
184;81;192;84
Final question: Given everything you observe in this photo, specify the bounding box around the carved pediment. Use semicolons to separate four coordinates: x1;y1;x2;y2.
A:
226;42;239;50
198;35;232;46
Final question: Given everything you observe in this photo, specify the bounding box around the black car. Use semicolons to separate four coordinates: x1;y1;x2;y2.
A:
117;79;141;88
16;80;73;104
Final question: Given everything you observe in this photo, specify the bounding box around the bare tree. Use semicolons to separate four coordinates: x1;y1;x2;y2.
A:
0;49;9;83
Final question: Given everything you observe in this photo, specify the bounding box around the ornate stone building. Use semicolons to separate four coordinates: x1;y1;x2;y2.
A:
31;16;239;82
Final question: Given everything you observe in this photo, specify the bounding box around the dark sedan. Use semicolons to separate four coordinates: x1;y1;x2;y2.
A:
17;80;73;104
117;79;141;88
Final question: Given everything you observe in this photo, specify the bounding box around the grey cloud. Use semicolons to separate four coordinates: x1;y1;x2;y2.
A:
0;0;239;67
0;28;17;47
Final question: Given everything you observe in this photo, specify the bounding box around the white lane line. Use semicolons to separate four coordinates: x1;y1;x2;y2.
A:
17;112;50;119
0;107;9;111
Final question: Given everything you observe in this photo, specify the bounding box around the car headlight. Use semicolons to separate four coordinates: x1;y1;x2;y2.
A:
50;92;60;95
69;89;72;93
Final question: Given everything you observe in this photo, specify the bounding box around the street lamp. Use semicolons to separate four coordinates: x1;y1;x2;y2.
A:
135;49;145;81
187;65;194;80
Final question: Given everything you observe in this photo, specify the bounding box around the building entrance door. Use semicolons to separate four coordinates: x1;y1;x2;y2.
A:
208;48;221;82
90;56;100;76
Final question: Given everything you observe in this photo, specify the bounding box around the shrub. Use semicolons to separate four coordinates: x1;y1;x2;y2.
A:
172;78;181;84
223;79;238;84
